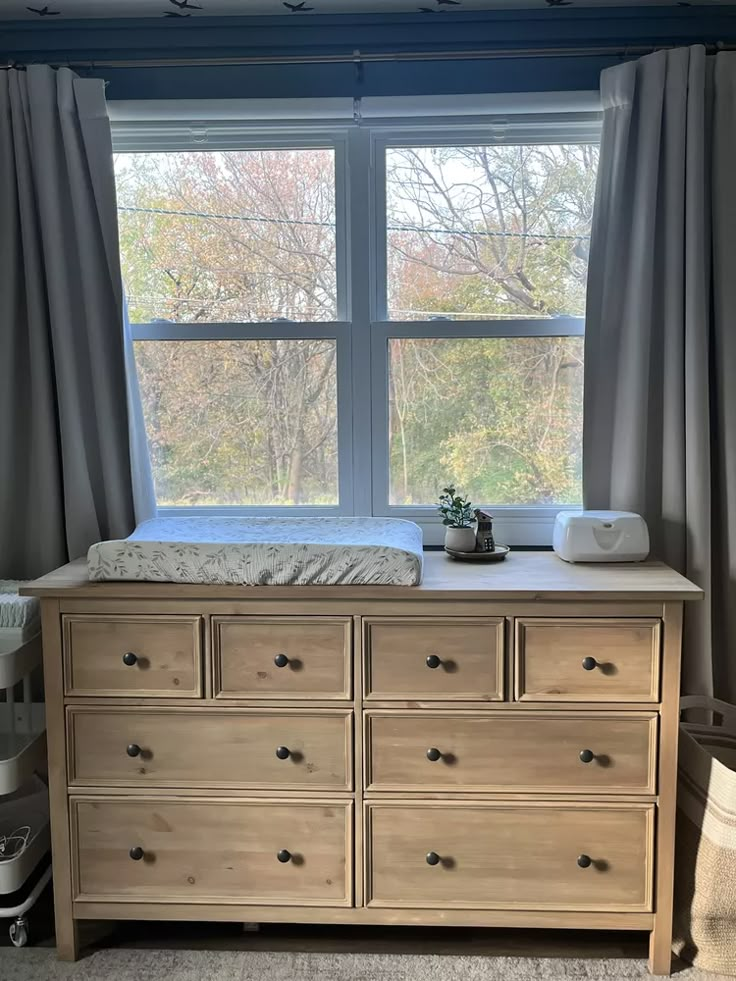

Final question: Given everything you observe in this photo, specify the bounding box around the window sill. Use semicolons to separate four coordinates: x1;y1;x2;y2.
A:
153;505;575;548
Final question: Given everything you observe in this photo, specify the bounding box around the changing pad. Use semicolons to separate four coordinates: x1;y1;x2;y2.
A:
0;582;40;651
87;517;424;586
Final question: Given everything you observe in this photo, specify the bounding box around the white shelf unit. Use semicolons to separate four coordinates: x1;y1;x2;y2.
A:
0;778;50;895
0;633;42;689
0;629;50;947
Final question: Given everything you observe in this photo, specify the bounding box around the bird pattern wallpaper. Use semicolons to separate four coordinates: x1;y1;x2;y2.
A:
6;0;729;20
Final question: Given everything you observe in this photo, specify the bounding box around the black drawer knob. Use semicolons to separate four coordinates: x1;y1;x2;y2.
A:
126;743;142;758
129;846;144;861
274;654;289;668
277;849;292;864
581;656;598;671
426;747;442;762
579;749;595;764
426;852;441;866
122;652;138;667
426;655;441;669
276;746;291;760
577;854;592;868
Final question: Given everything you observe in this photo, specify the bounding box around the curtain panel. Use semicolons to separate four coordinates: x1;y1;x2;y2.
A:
0;65;154;580
584;45;736;700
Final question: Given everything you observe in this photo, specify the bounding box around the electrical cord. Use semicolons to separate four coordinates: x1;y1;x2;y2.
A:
0;826;32;860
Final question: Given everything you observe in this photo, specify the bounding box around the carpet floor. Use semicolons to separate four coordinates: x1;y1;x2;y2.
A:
0;905;727;981
0;945;731;981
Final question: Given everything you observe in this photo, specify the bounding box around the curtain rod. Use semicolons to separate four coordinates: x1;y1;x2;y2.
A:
2;40;734;71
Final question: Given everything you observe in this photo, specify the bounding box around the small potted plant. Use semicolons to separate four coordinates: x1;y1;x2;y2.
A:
437;486;477;552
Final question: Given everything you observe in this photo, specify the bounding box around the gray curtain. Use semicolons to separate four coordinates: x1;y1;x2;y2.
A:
0;65;155;580
584;45;736;700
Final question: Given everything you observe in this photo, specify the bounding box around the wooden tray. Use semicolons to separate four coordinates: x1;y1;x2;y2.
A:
444;544;510;562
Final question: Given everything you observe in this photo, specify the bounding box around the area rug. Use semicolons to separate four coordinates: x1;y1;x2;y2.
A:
0;949;731;981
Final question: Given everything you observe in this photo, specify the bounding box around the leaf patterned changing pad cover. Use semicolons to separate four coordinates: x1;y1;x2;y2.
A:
87;516;424;586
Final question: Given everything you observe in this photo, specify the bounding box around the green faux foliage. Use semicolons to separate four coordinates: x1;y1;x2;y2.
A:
437;486;476;529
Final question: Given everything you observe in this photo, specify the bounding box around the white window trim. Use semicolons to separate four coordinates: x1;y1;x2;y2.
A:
115;108;600;546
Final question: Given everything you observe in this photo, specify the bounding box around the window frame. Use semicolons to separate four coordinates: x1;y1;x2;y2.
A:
113;113;601;544
368;122;599;544
116;128;354;515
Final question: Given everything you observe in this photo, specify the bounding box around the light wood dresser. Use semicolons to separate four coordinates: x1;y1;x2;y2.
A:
24;552;702;974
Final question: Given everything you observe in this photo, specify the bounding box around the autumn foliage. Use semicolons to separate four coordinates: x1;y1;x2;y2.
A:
115;140;598;508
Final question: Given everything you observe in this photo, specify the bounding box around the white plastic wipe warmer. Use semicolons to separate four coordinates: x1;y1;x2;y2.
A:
552;511;650;563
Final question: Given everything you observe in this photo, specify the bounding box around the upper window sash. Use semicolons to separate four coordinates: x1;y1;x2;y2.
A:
114;131;350;326
371;121;601;325
112;116;601;331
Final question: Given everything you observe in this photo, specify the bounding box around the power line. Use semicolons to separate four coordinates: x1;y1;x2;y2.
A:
118;205;330;231
117;204;591;243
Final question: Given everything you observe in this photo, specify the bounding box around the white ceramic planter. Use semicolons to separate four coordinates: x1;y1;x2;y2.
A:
444;526;477;552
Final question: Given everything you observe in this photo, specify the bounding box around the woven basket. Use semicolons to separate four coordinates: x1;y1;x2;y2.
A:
673;695;736;974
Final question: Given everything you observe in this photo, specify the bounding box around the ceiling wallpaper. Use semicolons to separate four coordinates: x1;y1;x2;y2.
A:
2;0;730;20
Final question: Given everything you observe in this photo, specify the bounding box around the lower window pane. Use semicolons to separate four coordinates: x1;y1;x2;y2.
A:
135;340;338;507
388;336;583;507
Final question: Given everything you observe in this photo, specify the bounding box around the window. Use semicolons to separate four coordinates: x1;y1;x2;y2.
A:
134;340;339;507
384;143;593;322
115;138;350;511
114;113;599;543
387;336;584;508
116;147;338;323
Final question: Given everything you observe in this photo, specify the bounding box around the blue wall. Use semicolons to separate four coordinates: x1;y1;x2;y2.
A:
2;6;736;99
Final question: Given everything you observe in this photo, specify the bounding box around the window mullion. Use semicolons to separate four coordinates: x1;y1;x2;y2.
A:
334;137;350;323
346;126;375;517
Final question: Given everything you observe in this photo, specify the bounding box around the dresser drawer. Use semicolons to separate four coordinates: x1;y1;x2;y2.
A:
515;618;661;702
363;618;504;701
68;708;353;791
63;615;202;697
365;711;657;793
366;802;653;911
72;798;352;906
213;617;352;699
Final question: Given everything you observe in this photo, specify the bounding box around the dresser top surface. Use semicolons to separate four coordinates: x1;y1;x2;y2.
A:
22;552;702;602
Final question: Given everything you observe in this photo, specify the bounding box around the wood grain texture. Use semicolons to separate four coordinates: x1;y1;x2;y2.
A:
364;711;658;794
363;618;504;701
63;696;660;712
365;801;654;912
58;597;668;618
515;618;661;702
203;610;213;700
67;707;353;791
63;614;203;697
22;552;704;602
27;551;696;971
648;602;684;976
66;696;357;710
71;797;352;906
352;616;365;909
71;900;653;930
212;616;352;699
67;788;655;803
40;599;79;961
504;615;514;703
